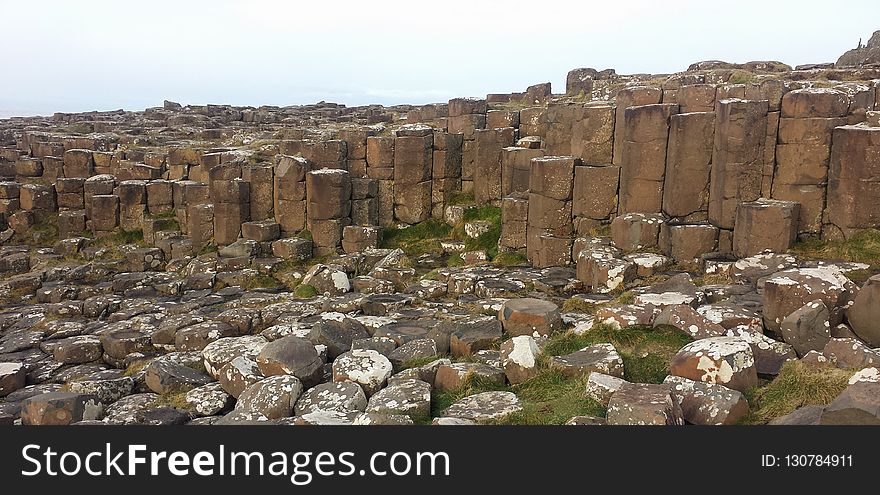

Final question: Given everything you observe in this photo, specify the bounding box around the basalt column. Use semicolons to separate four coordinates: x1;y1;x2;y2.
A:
447;97;487;194
306;168;351;256
473;127;515;205
527;156;578;268
617;103;678;214
393;126;433;224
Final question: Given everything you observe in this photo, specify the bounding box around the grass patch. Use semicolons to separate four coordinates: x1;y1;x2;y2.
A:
380;219;453;257
543;323;692;384
198;244;219;256
293;284;318;298
490;370;606;425
446;190;475;206
693;272;732;287
150;392;196;412
297;229;313;241
241;273;282;290
400;356;442;370
493;251;528;267
740;361;854;424
94;229;145;247
728;69;758;85
460;206;501;257
431;375;515;418
790;229;880;268
561;291;635;314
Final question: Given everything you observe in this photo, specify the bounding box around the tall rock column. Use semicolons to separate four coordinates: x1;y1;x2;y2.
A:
773;88;851;234
662;112;715;222
447;97;487;194
708;98;770;230
824;125;880;239
306;168;351;255
393;125;433;224
473;127;515;205
366;136;395;226
212;178;249;246
274;154;309;236
527;156;578;267
612;86;662;166
618;103;678;214
432;131;463;218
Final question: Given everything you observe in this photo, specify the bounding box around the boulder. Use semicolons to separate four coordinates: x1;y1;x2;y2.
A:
550;343;624;378
217;356;263;398
294;381;368;415
302;264;351;296
308;314;370;359
822;338;880;369
441;391;523;422
434;362;506;392
235;375;304;420
762;267;855;333
669;337;758;392
184;383;233;416
499;335;541;384
332;349;393;396
0;362;27;397
780;300;831;357
256;336;324;387
585;372;627;407
498;298;562;337
447;317;503;357
606;383;683;425
664;375;749;425
144;359;213;395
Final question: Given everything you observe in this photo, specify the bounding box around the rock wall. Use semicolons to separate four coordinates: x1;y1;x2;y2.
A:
1;68;879;267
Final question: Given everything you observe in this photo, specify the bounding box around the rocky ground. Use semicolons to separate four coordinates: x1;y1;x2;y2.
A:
2;203;879;425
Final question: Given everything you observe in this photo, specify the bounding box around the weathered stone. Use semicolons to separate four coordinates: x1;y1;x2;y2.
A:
441;391;522;422
669;337;758;392
308;314;370;359
294;381;367;415
585;372;627;407
302;263;350;295
664;375;749;425
185;382;233;416
732;199;800;257
762;267;855;333
0;362;28;397
365;379;431;418
550;343;624;378
236;375;303;420
819;382;880;425
499;335;541;384
846;274;880;347
332;349;393;396
780;299;831;357
256;336;324;386
606;383;683;425
434;362;506;392
498;298;562;337
21;392;103;425
447;317;503;357
822;338;880;369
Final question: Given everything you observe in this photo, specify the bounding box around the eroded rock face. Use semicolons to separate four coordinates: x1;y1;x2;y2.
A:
669;337;758;392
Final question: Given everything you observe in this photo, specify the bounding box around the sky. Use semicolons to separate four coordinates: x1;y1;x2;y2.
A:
0;0;877;118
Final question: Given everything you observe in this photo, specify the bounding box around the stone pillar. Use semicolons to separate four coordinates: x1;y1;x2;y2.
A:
84;175;117;220
618;103;678;214
500;194;528;252
116;180;147;231
212;179;249;246
366;136;394;226
612;86;662;166
274;154;309;235
708;98;769;230
243;165;274;221
824;125;880;239
432;131;462;218
448;97;487;194
306;168;351;255
502;147;544;197
340;128;375;179
473;127;515;205
773;88;851;234
89;194;119;233
351;178;379;226
662;112;715;222
146;179;173;215
527;156;578;267
393;126;433;224
572;164;620;235
55;178;85;210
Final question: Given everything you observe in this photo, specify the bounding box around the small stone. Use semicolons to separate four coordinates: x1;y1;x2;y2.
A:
20;392;103;425
218;356;263;398
447;317;503;357
144;358;212;395
185;382;233;416
669;336;758;392
308;313;370;359
441;391;523;422
822;338;880;369
606;383;683;425
585;371;627;407
294;381;368;415
820;382;880;425
434;362;506;392
332;349;393;396
499;335;541;384
235;375;303;420
256;335;324;387
302;264;351;296
550;343;624;378
365;379;431;418
498;298;562;337
387;339;438;371
663;375;749;425
780;299;831;357
0;362;27;397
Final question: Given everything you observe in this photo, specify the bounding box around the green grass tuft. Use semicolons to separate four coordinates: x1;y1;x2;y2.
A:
790;229;880;268
492;251;528;267
446;190;475;206
380;219;453;257
543;323;692;384
294;283;318;298
740;361;854;424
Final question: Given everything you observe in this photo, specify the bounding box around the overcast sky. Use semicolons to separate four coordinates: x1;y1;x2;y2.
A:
1;0;877;118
